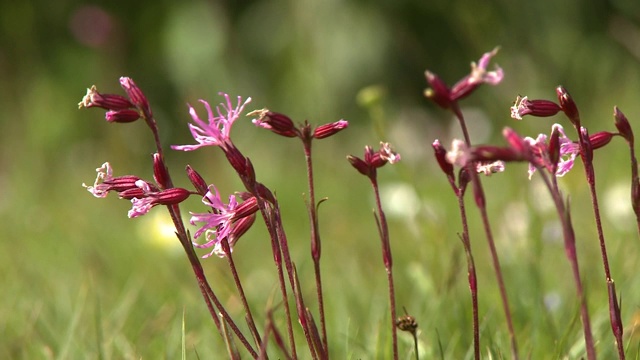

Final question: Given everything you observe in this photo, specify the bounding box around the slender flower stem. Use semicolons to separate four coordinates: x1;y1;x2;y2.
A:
273;203;321;359
536;170;596;360
221;238;263;351
369;176;398;360
254;196;297;359
456;192;480;360
576;131;624;359
303;141;328;353
168;205;258;358
141;111;258;358
451;105;518;359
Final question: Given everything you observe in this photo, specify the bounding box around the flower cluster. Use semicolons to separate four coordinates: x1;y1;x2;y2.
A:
78;46;639;360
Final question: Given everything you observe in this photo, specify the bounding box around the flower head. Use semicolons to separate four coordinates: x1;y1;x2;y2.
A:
78;85;134;110
128;181;191;218
83;162;144;198
347;142;401;179
524;124;578;179
172;93;251;152
249;109;298;137
510;96;561;120
190;186;258;258
83;162;114;198
450;47;503;101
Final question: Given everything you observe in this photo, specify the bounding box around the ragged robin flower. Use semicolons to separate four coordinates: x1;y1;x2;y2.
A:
425;47;503;109
190;186;259;258
347;142;401;179
172;93;252;153
83;162;144;198
524;124;578;179
127;180;192;218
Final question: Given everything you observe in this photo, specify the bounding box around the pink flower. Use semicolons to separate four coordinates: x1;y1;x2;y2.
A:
83;162;114;198
450;47;504;101
189;186;258;258
128;181;191;218
524;124;578;179
172;93;251;152
445;139;470;167
190;185;237;240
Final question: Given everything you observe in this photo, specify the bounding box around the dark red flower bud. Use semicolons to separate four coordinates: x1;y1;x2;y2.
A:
510;96;561;120
556;86;580;127
347;155;371;177
580;127;593;165
471;146;524;162
250;109;298;137
120;77;150;114
103;175;143;192
227;213;257;247
432;139;455;180
118;187;147;200
613;106;634;144
105;109;141;123
313;119;349;139
231;196;259;220
255;182;276;204
548;126;561;173
78;85;134;110
424;71;452;109
154;187;191;205
153;153;170;189
607;281;623;341
458;168;471;194
589;131;615;150
502;127;529;155
186;165;208;196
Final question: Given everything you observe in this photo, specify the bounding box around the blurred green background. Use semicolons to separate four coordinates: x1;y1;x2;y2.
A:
2;0;640;358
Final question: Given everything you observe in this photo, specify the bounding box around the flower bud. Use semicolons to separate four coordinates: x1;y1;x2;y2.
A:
314;119;349;139
104;175;144;192
250;109;298;137
154;187;191;205
118;187;147;200
186;165;209;196
548;126;561;173
613;106;634;144
510;96;561;120
556;86;580;127
589;131;615;150
347;155;371;177
227;213;257;248
231;196;259;220
153;153;170;189
105;109;141;123
120;77;150;114
424;71;452;109
432;139;455;180
580;127;593;165
502;127;529;155
255;182;276;204
78;85;134;110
